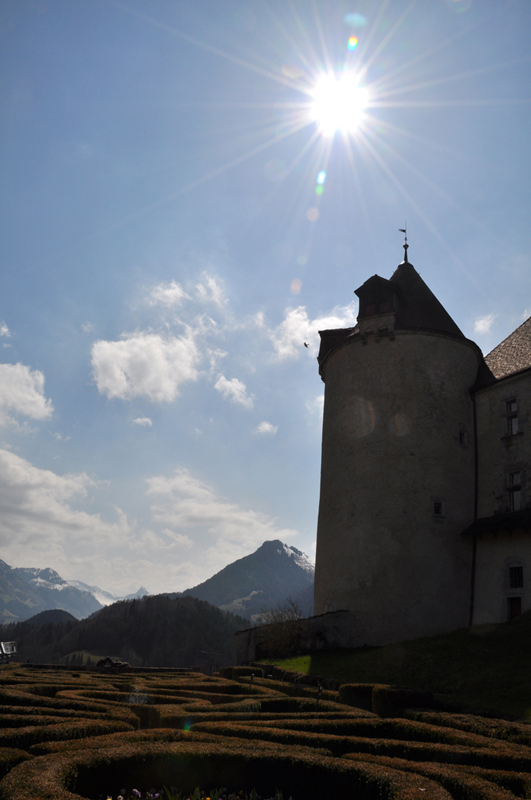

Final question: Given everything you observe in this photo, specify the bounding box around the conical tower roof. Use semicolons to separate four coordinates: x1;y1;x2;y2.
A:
389;260;464;338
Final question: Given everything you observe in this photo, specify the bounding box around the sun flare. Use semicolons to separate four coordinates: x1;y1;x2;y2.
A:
310;73;368;137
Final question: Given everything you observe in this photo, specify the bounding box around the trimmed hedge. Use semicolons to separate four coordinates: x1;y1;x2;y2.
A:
0;720;135;750
231;666;264;679
343;753;523;800
405;710;531;747
371;685;435;717
1;664;531;799
247;676;340;703
0;738;453;800
0;749;32;781
339;683;377;711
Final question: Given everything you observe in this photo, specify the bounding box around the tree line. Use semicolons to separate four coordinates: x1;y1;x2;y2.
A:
0;595;248;671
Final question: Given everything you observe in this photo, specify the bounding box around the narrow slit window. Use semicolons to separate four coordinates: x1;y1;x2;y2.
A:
508;472;522;512
509;565;524;589
506;400;519;436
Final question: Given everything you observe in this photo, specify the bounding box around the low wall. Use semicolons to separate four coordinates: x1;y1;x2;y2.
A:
236;610;359;663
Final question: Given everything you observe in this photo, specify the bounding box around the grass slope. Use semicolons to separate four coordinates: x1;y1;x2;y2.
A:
271;612;531;720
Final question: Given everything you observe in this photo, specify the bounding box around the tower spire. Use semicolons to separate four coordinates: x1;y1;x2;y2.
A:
398;224;408;263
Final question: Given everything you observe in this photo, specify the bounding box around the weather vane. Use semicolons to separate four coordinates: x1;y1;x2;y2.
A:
399;223;408;263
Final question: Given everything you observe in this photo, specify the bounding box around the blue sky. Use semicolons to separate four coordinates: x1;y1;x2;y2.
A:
1;0;530;595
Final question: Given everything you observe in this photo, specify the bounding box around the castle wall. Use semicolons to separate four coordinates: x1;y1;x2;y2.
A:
235;610;359;663
472;368;531;624
475;369;531;518
314;328;480;646
472;532;531;624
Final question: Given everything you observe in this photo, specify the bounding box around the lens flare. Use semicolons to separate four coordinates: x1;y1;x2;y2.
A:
348;36;358;50
344;12;367;27
317;170;326;184
290;279;302;294
310;73;368;136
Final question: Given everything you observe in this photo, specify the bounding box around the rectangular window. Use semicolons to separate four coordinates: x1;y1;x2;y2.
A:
433;502;443;516
506;400;519;436
509;565;524;589
509;472;522;511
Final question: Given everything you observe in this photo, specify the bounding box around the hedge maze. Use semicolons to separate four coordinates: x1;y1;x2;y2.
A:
1;662;531;799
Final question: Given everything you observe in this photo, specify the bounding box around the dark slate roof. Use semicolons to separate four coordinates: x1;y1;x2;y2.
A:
318;259;466;376
389;261;465;338
484;315;531;379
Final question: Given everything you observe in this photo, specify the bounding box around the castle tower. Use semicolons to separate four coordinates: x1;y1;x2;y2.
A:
313;249;485;646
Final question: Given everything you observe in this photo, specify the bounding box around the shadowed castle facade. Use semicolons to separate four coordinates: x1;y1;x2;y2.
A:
313;246;531;647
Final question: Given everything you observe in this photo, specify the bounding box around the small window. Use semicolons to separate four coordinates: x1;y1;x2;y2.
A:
508;472;522;512
459;431;466;446
508;596;522;620
433;502;443;516
509;566;524;589
506;400;519;436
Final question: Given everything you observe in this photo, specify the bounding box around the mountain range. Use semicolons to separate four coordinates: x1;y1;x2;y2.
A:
0;560;149;623
0;540;314;623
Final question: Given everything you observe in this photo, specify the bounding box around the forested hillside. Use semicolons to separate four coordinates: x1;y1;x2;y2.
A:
0;595;247;670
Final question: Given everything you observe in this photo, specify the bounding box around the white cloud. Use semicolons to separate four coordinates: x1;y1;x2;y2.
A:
0;363;53;426
146;468;300;573
254;421;278;435
196;274;226;307
474;314;497;334
148;280;190;307
306;394;324;414
523;308;531;320
133;417;153;427
81;322;94;334
162;528;193;549
0;449;200;595
0;322;10;337
268;302;358;360
214;375;253;409
91;331;199;402
0;448;132;569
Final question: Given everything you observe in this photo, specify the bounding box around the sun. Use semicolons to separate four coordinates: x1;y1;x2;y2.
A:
310;72;369;137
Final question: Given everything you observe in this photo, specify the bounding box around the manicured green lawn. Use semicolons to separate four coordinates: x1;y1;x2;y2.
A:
268;611;531;720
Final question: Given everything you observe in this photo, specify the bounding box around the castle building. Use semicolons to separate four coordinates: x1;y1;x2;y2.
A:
313;245;531;647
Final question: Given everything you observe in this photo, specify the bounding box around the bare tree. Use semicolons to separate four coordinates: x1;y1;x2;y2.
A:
256;597;303;626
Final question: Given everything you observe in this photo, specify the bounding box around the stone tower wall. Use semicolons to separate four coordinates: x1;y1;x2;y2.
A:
314;328;480;646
